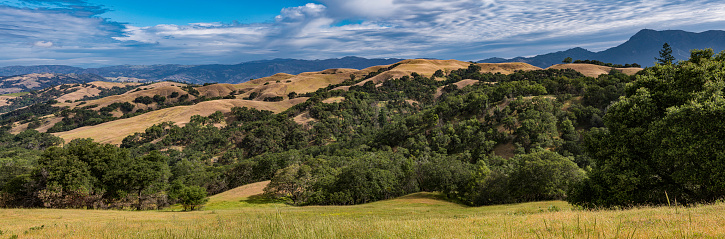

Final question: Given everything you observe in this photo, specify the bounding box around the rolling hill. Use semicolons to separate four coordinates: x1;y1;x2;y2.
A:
0;73;107;94
2;58;642;146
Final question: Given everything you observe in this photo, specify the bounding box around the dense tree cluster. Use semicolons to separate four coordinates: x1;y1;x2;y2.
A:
569;49;725;207
571;59;642;68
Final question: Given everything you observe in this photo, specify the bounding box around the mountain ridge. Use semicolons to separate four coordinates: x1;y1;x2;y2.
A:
480;29;725;67
0;56;405;85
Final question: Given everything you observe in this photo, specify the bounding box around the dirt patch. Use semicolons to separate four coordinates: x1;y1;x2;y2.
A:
493;142;516;159
293;111;316;126
322;97;345;104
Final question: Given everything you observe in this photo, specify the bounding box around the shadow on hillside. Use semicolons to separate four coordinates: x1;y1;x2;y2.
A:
240;194;285;205
385;192;468;206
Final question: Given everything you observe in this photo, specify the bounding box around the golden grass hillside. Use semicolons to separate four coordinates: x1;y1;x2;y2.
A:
352;60;542;87
547;63;642;77
2;182;724;238
62;81;188;110
54;81;140;103
53;98;308;145
240;69;357;100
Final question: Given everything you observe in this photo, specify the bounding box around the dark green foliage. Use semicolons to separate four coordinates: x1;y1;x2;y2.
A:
47;108;117;133
231;107;273;123
0;101;62;126
182;85;200;96
134;96;153;105
656;43;675;65
169;92;179;98
507;151;584;201
153;95;166;104
569;49;725;208
264;96;283;102
572;59;640;68
246;92;259;100
178;94;189;101
114;151;170;210
172;184;208;211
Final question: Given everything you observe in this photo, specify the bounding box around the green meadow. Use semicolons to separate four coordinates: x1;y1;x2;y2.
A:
2;188;724;239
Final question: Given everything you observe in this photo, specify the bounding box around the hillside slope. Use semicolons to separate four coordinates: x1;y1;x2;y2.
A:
0;73;107;94
53;98;308;144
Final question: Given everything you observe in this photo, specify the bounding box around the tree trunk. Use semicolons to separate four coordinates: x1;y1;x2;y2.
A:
137;190;142;210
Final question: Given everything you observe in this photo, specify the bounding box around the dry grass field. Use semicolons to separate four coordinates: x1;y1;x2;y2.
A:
547;64;642;77
54;81;141;103
2;180;724;239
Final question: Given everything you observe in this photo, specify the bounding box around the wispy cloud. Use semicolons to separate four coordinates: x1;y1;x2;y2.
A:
2;0;725;66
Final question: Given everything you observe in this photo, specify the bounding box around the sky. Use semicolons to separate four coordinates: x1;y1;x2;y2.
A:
1;0;725;67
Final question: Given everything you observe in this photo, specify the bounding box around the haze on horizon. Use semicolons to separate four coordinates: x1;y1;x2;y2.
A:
1;0;725;67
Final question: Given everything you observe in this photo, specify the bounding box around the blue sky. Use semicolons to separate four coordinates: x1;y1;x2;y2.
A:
1;0;725;67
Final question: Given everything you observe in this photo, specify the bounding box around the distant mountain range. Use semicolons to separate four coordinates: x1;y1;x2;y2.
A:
0;73;106;94
480;29;725;68
0;56;404;84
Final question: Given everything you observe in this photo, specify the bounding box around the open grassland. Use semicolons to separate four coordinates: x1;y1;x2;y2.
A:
2;189;724;238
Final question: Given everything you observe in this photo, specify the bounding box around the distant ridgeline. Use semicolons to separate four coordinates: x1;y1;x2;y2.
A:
1;49;725;210
0;57;404;85
480;29;725;67
0;73;106;95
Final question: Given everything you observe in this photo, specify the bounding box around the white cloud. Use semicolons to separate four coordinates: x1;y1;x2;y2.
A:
34;41;54;47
